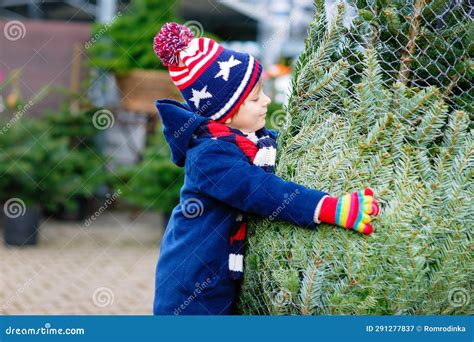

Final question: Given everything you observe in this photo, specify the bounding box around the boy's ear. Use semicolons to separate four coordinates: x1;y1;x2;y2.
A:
225;118;232;124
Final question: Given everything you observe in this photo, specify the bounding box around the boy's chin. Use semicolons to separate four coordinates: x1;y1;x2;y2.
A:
249;125;265;133
256;119;267;130
241;122;266;133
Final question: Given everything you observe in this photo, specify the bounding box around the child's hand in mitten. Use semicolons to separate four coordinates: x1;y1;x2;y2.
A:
317;187;380;235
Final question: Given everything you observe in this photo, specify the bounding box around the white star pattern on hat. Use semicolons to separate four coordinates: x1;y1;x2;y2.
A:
214;55;242;81
189;85;212;108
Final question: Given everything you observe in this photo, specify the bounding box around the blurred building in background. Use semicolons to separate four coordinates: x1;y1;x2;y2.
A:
1;0;342;108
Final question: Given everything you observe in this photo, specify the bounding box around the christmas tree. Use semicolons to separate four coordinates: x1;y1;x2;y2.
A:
348;0;473;113
237;1;472;315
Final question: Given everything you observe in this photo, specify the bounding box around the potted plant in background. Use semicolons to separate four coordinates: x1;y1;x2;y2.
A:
40;147;106;221
0;120;65;246
41;103;107;221
0;114;107;245
87;0;180;114
87;0;220;114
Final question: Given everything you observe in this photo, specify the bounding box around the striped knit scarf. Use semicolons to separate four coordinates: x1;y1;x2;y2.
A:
194;120;277;280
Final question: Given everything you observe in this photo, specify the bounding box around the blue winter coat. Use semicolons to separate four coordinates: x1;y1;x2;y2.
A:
153;98;328;315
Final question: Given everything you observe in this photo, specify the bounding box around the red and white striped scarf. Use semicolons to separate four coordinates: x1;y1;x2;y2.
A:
194;120;277;280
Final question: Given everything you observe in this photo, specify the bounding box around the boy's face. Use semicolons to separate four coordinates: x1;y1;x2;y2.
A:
224;78;271;133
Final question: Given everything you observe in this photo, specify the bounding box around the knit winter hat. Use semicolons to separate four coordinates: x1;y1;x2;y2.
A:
153;22;262;122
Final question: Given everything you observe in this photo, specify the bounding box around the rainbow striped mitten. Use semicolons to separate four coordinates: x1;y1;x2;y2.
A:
318;187;380;235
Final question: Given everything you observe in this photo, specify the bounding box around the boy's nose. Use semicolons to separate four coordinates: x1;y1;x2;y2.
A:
263;93;271;106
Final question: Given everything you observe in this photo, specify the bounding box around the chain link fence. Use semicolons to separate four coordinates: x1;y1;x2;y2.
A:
343;0;473;114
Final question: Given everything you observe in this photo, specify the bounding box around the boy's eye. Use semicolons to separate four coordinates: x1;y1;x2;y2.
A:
252;97;259;102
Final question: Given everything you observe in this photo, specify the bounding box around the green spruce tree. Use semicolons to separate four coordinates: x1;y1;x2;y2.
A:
236;1;473;315
348;0;473;113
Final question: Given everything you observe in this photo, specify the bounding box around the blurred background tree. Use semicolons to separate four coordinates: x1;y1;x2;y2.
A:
108;124;184;219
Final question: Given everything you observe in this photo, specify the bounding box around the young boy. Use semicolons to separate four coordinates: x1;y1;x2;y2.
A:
152;23;380;315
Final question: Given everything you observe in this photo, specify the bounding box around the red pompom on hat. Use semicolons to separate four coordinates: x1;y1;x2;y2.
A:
153;22;262;122
153;22;194;66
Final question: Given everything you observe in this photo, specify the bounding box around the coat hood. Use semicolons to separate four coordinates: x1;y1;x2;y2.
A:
155;98;209;167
